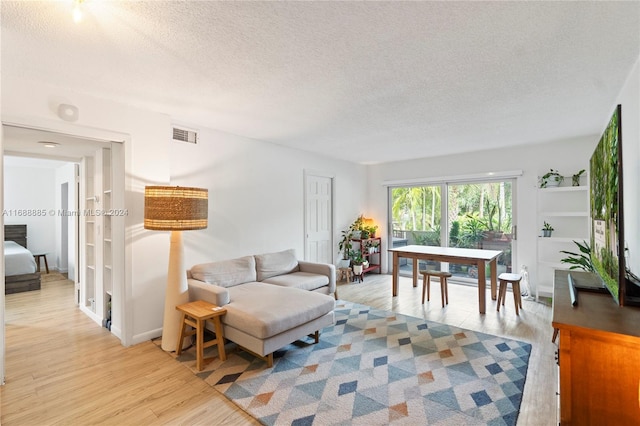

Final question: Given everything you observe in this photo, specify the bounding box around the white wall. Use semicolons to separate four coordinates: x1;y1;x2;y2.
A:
4;161;76;274
3;165;57;255
368;136;598;292
1;76;369;352
170;125;368;268
2;76;172;346
617;57;639;277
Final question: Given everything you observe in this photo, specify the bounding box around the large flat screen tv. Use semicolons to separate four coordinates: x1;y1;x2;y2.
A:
589;104;639;306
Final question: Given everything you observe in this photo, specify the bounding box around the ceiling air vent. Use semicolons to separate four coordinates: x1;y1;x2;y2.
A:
172;126;198;144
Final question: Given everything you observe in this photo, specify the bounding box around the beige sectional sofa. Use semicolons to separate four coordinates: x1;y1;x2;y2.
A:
187;249;336;366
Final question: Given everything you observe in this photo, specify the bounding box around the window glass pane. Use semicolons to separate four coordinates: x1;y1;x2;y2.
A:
390;185;442;273
447;181;513;280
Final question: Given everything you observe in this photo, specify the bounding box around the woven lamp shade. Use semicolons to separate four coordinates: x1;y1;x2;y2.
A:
144;186;208;231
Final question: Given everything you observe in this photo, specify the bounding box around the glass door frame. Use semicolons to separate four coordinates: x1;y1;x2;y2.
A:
387;177;518;284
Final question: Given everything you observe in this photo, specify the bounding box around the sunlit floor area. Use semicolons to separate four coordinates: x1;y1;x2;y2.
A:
1;272;556;425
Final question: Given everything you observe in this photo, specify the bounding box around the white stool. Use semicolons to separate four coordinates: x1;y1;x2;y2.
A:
420;270;452;307
497;273;523;315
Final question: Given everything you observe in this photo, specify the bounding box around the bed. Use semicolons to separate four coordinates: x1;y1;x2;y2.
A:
4;224;41;294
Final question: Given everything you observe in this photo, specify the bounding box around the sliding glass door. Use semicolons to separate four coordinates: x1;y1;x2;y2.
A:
446;181;514;281
390;185;443;273
390;179;515;283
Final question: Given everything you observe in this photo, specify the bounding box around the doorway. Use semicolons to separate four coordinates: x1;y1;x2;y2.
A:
1;124;126;335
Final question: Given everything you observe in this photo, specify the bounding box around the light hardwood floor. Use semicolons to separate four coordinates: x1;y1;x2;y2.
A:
1;273;556;425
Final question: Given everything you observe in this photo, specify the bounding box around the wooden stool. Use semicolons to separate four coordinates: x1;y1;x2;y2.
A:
420;270;451;307
338;267;352;282
33;253;49;274
176;300;227;371
497;273;523;315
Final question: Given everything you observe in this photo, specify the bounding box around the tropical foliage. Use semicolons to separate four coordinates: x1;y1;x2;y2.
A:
391;182;512;250
560;240;594;272
391;186;440;232
589;106;620;301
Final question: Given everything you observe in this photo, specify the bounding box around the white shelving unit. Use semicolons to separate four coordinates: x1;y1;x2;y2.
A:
80;148;113;327
536;185;589;300
102;148;113;330
82;156;96;312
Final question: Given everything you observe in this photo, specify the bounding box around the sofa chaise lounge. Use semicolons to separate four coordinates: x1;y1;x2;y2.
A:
187;249;336;366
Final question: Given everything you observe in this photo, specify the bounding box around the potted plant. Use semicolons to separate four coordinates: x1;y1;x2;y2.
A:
572;169;585;186
542;221;554;237
337;229;353;268
560;240;594;272
365;224;378;238
350;215;365;239
366;239;380;254
540;169;564;188
351;250;364;275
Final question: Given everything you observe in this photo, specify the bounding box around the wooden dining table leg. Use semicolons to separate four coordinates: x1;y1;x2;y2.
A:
477;260;486;314
392;251;399;296
412;255;418;287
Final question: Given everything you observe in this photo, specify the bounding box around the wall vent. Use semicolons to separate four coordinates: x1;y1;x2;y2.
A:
172;126;198;144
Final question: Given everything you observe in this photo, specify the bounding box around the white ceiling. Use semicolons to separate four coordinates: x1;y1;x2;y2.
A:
3;125;111;164
4;155;71;170
2;1;639;165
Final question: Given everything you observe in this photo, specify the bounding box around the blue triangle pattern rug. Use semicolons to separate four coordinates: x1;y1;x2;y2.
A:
172;300;532;425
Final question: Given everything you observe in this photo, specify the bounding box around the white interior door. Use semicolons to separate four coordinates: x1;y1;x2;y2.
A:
305;173;333;264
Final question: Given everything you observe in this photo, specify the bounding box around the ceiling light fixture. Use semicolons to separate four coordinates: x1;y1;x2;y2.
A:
38;141;60;149
73;0;84;24
57;103;79;122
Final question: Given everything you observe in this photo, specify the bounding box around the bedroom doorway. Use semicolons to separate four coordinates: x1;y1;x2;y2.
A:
2;125;126;335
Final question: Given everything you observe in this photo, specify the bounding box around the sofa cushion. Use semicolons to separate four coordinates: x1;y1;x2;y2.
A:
225;283;334;339
255;249;300;281
261;271;329;291
190;255;256;288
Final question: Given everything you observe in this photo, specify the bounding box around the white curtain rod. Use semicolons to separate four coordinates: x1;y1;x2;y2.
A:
381;170;524;187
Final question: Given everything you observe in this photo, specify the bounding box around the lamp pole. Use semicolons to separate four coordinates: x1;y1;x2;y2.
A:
162;230;190;351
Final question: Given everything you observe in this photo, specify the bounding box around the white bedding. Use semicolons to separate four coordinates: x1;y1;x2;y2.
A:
5;241;37;276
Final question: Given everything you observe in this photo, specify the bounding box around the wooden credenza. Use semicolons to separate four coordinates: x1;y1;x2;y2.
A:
552;270;640;425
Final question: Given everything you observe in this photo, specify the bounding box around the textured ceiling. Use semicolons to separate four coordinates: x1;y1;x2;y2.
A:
2;1;639;165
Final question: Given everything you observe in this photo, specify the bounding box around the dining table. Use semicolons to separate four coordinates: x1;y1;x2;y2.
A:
388;245;503;314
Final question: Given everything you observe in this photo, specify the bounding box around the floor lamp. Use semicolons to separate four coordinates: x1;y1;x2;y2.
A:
144;185;208;351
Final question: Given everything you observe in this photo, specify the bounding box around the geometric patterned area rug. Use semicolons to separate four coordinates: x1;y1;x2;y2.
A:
168;300;532;425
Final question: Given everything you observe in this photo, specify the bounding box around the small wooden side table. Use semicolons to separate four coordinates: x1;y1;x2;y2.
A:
176;300;227;371
33;253;49;274
337;267;352;282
